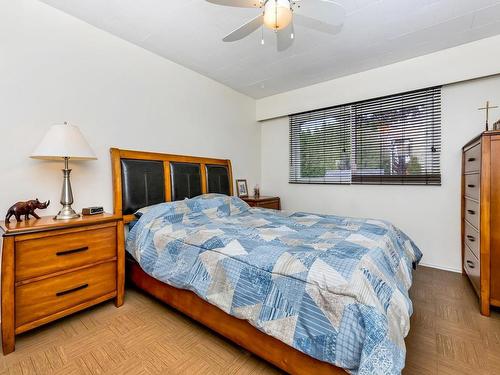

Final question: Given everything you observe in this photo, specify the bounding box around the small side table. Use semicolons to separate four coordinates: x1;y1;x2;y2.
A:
0;214;124;354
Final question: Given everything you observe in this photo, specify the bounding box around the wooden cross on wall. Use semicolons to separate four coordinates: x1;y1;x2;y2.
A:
478;101;499;131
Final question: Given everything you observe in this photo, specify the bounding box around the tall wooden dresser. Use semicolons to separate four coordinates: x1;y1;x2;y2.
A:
462;130;500;316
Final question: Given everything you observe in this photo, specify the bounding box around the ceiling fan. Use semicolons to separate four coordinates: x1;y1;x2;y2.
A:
206;0;346;51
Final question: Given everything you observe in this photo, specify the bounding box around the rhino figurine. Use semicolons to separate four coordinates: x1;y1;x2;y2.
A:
5;199;50;223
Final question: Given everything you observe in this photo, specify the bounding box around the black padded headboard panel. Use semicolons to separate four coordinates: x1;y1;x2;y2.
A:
206;164;230;195
121;159;165;215
170;162;202;201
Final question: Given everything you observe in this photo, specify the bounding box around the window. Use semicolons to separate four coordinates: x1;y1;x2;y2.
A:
289;87;441;185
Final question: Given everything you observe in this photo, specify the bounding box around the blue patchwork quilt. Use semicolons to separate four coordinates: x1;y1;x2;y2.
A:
126;194;422;374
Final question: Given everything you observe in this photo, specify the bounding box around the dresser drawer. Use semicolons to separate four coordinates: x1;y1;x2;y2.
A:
15;261;116;327
464;198;480;230
464;143;481;173
16;225;116;282
464;246;480;296
464;173;480;200
256;200;280;210
464;221;480;260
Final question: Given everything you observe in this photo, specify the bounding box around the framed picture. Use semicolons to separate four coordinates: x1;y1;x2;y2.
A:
236;179;249;198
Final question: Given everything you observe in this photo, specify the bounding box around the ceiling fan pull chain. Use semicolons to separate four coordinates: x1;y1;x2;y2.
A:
274;0;279;32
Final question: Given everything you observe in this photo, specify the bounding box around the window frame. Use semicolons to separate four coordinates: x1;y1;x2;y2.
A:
289;86;442;186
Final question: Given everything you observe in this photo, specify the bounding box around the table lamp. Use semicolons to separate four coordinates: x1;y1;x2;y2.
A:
30;122;97;220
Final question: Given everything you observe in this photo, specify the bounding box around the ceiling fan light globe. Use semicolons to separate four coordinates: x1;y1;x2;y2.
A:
263;0;292;30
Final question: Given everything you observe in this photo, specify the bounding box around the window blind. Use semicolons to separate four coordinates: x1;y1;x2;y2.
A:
290;105;352;184
289;87;441;186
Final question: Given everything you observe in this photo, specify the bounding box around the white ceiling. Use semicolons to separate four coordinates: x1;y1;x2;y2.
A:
40;0;500;98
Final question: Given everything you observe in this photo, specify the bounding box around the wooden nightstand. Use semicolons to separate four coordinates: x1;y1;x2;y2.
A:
0;214;124;354
242;196;281;210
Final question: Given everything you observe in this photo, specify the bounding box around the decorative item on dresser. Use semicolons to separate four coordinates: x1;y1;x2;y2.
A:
0;214;124;354
494;118;500;131
477;101;498;131
253;184;260;198
462;130;500;316
5;199;50;223
242;195;281;210
235;179;249;198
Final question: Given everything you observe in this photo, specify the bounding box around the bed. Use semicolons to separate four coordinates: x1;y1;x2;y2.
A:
110;148;422;374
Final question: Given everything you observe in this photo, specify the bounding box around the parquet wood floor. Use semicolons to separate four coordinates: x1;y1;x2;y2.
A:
405;266;500;375
1;266;499;374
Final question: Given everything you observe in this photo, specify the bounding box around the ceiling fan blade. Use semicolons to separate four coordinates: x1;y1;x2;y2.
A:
277;22;295;51
294;14;342;35
223;14;264;42
206;0;262;8
294;0;346;26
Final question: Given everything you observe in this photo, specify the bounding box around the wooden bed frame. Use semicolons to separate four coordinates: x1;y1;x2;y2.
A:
111;148;345;374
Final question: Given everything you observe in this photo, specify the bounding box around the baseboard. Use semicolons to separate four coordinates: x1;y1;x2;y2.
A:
418;261;462;273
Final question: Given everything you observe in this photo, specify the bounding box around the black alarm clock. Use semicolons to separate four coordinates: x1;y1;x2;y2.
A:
82;206;104;216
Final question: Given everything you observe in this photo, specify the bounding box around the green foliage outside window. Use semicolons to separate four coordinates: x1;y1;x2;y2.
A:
298;124;350;178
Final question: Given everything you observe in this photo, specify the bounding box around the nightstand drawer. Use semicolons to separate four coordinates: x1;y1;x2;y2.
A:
243;196;281;210
15;225;117;282
256;201;280;210
15;261;116;327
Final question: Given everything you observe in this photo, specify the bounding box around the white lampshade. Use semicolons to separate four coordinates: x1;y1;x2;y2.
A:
30;123;97;160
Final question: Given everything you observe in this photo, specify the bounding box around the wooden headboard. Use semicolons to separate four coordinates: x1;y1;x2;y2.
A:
110;148;233;223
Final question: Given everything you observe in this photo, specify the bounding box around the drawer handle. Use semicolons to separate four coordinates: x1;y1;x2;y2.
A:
467;209;476;215
466;235;475;242
56;246;89;256
466;260;475;269
56;283;89;297
468;157;476;162
467;184;476;188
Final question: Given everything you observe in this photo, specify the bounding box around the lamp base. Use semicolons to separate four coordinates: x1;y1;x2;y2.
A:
55;158;80;220
54;205;80;220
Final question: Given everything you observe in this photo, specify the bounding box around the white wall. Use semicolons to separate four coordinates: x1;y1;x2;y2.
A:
0;0;260;219
261;75;500;272
256;34;500;121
